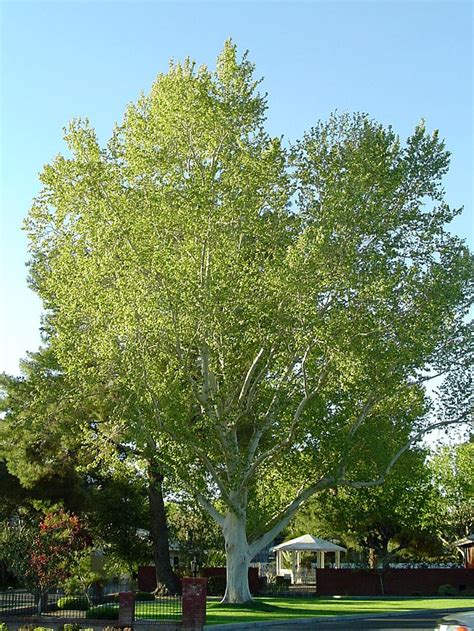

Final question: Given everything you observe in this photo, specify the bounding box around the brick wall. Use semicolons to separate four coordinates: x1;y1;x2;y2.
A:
315;568;474;596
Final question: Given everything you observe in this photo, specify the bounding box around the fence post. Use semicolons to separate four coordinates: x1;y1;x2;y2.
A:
182;577;207;631
118;591;135;627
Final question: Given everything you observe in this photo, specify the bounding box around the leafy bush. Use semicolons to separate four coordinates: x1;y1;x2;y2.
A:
86;604;118;620
207;575;226;596
274;575;291;587
134;591;155;601
63;624;82;631
0;624;8;631
57;596;89;611
438;584;458;596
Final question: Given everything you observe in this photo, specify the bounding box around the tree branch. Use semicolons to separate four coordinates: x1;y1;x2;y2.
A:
241;365;328;489
193;490;225;527
338;394;377;479
249;414;470;557
238;347;265;404
248;477;335;557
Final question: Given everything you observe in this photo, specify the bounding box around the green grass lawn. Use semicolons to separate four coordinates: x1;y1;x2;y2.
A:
135;600;181;620
205;596;474;625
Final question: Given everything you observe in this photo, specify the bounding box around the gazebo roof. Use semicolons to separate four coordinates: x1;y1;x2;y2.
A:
271;534;346;553
454;533;474;548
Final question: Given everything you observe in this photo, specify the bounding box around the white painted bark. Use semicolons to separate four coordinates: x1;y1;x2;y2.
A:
221;509;252;603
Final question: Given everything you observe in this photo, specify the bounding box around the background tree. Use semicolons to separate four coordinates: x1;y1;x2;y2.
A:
428;439;474;554
0;348;179;593
26;41;473;602
166;498;225;570
291;448;441;568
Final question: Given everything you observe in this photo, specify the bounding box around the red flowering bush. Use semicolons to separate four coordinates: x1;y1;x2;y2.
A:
27;511;92;593
2;510;93;610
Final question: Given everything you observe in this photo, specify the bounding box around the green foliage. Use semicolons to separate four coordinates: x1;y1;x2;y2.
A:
437;584;458;596
428;439;474;548
57;595;90;610
62;625;82;631
166;499;224;568
291;447;441;566
0;349;87;503
0;347;151;572
207;575;227;596
0;623;8;631
24;40;473;600
85;604;119;619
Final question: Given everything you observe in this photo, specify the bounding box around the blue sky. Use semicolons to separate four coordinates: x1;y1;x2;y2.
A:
1;0;472;375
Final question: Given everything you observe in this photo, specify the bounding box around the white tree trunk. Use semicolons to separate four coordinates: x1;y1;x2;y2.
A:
222;509;252;603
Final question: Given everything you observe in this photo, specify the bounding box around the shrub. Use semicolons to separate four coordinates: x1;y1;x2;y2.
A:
438;584;458;596
274;575;291;587
0;624;8;631
86;604;119;620
207;575;226;596
134;591;155;601
63;624;82;631
57;596;89;611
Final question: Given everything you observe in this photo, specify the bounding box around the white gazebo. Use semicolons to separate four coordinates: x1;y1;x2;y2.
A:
271;534;346;584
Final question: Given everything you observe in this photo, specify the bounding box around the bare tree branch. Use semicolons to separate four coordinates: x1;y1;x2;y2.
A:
239;347;265;404
241;365;328;489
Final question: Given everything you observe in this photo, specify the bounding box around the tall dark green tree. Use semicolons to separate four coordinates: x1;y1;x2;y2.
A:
0;348;179;593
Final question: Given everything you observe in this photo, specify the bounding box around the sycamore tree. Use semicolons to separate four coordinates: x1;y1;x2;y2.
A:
26;42;473;602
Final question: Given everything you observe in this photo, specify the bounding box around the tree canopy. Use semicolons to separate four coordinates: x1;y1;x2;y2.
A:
0;347;180;590
291;447;442;568
25;41;473;602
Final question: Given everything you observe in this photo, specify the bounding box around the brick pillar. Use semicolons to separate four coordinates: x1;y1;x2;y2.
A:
118;591;135;627
182;577;207;631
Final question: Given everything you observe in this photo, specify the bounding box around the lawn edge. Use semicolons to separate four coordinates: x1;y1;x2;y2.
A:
203;606;474;629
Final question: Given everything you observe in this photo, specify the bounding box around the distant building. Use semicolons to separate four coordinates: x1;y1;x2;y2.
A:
454;534;474;569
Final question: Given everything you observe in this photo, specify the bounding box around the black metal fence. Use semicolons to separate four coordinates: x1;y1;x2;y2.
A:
134;594;182;623
0;590;115;620
0;590;36;617
0;589;182;625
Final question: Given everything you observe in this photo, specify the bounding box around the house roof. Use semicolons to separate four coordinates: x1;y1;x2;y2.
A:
270;534;346;553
